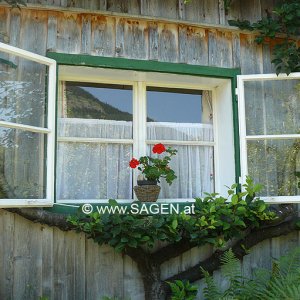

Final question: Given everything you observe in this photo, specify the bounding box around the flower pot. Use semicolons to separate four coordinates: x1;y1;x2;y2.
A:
134;184;161;202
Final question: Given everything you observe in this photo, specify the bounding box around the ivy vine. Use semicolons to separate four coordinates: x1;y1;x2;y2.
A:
68;177;276;253
228;0;300;74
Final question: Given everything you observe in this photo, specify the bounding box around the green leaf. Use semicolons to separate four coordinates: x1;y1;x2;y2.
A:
231;194;239;205
172;219;178;230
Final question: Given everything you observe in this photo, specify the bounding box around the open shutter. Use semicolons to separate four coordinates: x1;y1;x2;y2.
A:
0;42;56;207
237;73;300;203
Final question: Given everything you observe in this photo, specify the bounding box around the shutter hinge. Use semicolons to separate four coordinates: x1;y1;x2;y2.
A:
235;88;238;96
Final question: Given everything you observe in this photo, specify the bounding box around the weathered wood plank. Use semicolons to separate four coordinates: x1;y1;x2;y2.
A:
141;0;178;19
107;0;132;14
240;34;263;74
12;215;43;300
123;19;148;59
47;13;58;52
53;229;85;300
240;0;262;22
56;12;81;54
148;21;158;60
262;43;274;73
19;10;47;54
91;15;115;57
178;0;186;20
9;10;21;48
218;0;226;25
115;17;125;57
123;256;144;300
179;25;208;65
41;225;54;300
185;0;220;24
0;210;15;300
86;241;124;299
231;32;241;68
158;23;178;62
81;14;92;54
0;7;9;44
208;29;233;67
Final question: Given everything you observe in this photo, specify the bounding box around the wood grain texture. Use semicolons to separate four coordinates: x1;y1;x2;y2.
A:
0;211;300;299
123;19;148;59
208;29;233;67
141;0;178;20
185;0;220;24
0;210;15;300
240;33;263;74
47;13;58;51
158;23;178;62
81;14;92;54
56;12;81;54
91;15;115;57
123;256;144;300
179;25;208;65
86;241;124;299
53;228;85;300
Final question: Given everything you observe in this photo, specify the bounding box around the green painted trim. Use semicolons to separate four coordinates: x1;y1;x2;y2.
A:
47;52;242;210
44;202;197;215
53;65;59;201
231;75;241;187
0;57;17;69
47;52;240;79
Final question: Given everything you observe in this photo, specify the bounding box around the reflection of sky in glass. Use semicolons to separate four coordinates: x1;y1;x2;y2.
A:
147;91;202;123
82;86;133;114
82;87;202;123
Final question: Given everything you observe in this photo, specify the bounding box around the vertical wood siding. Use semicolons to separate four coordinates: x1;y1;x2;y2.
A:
0;210;300;299
0;5;276;74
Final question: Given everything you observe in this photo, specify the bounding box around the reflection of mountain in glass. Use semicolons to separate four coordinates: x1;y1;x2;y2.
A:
66;86;133;121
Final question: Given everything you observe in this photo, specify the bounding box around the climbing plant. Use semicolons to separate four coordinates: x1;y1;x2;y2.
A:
228;0;300;74
68;177;275;253
64;177;284;299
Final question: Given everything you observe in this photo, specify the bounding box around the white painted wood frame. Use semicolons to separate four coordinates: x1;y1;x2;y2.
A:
57;66;235;203
0;42;56;207
237;72;300;203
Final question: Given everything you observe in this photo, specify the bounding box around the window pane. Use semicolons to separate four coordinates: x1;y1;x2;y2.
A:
57;82;133;200
58;83;133;139
60;83;133;120
0;127;46;199
56;143;132;200
245;79;300;135
147;87;210;123
247;139;300;196
147;145;214;198
147;88;213;141
0;54;47;128
146;88;214;198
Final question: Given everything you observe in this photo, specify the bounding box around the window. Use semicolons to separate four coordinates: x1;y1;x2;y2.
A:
0;42;56;207
238;73;300;202
0;46;238;207
57;65;236;203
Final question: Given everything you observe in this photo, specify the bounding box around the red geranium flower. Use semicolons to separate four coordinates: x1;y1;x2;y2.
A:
129;158;140;168
152;143;166;154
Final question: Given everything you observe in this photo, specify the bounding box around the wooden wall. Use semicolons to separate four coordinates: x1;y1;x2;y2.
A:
0;209;300;300
0;2;289;299
0;2;277;75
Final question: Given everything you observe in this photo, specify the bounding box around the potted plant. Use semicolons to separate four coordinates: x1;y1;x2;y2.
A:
129;143;177;202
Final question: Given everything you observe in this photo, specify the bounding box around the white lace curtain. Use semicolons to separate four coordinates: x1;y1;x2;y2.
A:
57;119;214;200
